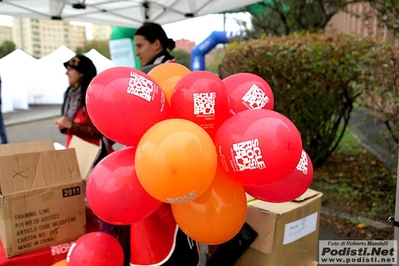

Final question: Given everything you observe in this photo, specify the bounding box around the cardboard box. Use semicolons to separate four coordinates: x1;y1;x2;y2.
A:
0;140;87;257
0;208;101;266
235;189;322;266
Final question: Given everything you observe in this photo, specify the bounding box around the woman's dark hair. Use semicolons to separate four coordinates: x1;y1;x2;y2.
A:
63;54;97;109
135;22;175;51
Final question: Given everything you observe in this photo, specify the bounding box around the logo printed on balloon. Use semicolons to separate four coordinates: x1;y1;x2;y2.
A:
167;191;197;204
232;138;266;171
194;92;216;116
242;84;270;110
127;71;156;101
51;243;73;256
297;150;308;174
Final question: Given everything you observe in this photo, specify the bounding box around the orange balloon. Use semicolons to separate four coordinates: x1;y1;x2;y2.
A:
135;118;217;204
52;259;67;266
148;63;191;104
171;166;247;245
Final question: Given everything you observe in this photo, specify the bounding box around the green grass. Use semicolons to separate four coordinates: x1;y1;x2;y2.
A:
337;130;364;153
311;129;397;222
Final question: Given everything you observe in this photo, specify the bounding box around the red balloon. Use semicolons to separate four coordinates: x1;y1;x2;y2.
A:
214;109;303;187
86;147;162;225
86;66;170;147
67;232;124;266
244;150;313;202
223;73;274;115
170;71;229;138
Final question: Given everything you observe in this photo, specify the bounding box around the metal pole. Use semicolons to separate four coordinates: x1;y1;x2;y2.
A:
223;13;226;31
393;150;399;265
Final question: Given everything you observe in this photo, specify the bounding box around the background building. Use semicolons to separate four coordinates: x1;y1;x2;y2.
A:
0;25;12;45
92;24;112;41
326;2;396;44
175;38;196;52
0;17;112;58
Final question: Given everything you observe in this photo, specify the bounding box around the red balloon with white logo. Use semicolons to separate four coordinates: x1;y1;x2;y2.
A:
86;66;170;147
223;73;274;115
214;109;302;187
244;149;313;202
170;71;229;138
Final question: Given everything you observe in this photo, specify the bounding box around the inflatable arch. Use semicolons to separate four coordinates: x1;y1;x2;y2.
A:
190;31;238;71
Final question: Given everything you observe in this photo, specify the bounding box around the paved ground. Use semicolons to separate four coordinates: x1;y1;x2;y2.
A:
2;104;397;265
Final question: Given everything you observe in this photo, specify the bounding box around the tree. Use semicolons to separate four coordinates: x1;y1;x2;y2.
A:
368;0;399;35
170;49;190;69
235;0;399;38
76;40;110;58
0;40;16;58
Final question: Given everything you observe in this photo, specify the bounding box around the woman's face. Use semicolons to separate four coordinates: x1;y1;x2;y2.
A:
134;35;161;66
66;66;83;89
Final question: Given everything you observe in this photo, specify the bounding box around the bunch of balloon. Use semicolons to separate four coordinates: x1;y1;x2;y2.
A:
66;232;124;266
86;66;171;147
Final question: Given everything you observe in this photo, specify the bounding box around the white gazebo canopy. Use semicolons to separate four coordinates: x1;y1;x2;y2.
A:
0;49;37;112
0;0;259;28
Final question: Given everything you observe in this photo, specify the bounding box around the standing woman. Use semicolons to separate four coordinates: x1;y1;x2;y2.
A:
55;54;113;163
134;22;176;70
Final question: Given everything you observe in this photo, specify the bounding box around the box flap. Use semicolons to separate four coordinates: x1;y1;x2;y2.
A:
68;136;101;180
0;140;54;156
0;149;81;195
292;188;320;202
248;189;322;215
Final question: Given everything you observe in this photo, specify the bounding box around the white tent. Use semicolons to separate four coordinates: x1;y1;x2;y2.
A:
86;49;115;73
29;45;75;105
0;0;259;28
0;49;37;113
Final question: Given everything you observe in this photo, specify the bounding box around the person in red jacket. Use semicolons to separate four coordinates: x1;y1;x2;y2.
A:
55;54;113;165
